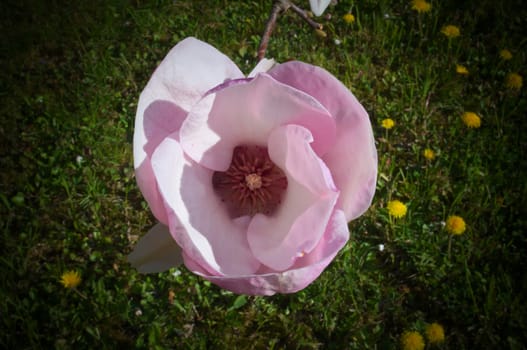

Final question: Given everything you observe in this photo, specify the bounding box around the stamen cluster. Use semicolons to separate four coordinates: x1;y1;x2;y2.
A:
212;145;288;217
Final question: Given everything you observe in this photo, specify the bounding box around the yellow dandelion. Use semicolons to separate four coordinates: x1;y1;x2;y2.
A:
381;118;395;129
462;112;481;128
456;64;469;75
441;25;460;38
499;49;512;60
446;215;466;235
411;0;431;13
425;323;445;344
423;148;435;160
401;331;425;350
60;270;82;289
387;200;407;219
505;73;523;90
343;13;355;24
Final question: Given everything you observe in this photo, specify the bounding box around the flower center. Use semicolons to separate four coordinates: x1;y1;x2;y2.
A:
212;145;288;217
245;173;262;190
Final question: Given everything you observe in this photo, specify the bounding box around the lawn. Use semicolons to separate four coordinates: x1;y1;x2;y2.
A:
1;0;526;348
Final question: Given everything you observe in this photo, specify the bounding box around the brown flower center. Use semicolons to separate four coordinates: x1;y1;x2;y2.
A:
212;145;288;217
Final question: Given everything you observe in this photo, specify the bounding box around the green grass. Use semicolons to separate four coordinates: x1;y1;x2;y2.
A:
1;0;526;348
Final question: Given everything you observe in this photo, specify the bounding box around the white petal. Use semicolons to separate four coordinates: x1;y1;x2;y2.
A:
127;223;183;273
248;58;277;77
309;0;331;16
134;37;243;168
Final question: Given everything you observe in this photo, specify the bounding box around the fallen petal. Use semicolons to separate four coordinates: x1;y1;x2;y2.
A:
128;223;183;273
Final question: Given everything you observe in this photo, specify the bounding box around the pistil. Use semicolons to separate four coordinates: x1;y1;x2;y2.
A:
212;145;287;217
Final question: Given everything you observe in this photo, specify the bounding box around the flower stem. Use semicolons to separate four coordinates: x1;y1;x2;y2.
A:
447;233;452;260
257;0;323;60
257;1;286;60
288;2;324;31
73;287;88;300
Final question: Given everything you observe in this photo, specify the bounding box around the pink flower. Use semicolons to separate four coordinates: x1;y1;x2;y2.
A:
128;37;377;295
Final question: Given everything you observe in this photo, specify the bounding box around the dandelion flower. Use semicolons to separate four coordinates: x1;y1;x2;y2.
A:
462;112;481;128
441;25;460;38
388;200;407;218
499;49;512;60
446;215;466;235
412;0;431;13
505;73;523;90
425;323;445;343
401;331;425;350
423;148;435;160
343;13;355;24
456;64;469;75
381;118;395;129
60;270;82;289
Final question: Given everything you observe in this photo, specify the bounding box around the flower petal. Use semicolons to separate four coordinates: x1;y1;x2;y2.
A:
268;61;377;221
127;223;183;273
135;37;244;167
309;0;331;16
151;132;261;276
180;73;336;171
248;58;277;77
247;125;339;271
185;209;349;295
134;38;244;222
134;101;187;224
